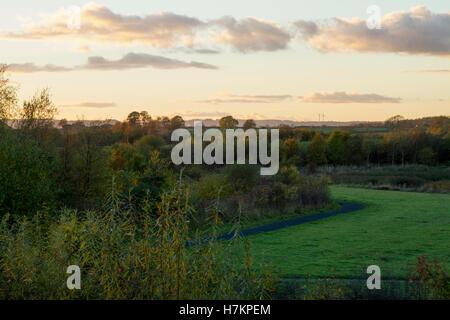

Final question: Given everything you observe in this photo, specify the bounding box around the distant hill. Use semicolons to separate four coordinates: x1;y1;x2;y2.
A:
184;119;375;128
6;119;120;129
6;118;380;129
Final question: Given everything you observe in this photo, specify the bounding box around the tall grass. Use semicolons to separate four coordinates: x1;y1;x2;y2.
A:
0;182;275;300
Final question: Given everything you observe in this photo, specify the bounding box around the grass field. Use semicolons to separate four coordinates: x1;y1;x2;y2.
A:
248;186;450;279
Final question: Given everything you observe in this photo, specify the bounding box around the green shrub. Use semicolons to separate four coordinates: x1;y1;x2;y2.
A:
191;166;329;224
0;185;275;300
134;135;164;158
194;174;231;202
224;164;259;193
389;176;426;188
418;147;437;166
409;256;450;300
0;129;55;217
421;180;450;193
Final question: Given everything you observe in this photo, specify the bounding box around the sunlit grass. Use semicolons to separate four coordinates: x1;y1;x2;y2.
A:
248;186;450;279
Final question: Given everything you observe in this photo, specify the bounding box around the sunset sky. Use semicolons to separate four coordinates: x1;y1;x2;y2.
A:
1;0;449;121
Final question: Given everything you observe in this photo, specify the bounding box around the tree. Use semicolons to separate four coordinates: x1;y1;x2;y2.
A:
385;115;405;129
345;134;364;165
428;116;450;136
327;131;349;165
140;111;152;127
243;119;256;130
58;118;68;128
127;111;141;127
385;130;411;166
418;147;436;166
362;136;379;166
281;138;302;165
0;65;18;123
135;135;164;158
155;116;171;138
219;116;238;129
307;133;327;171
169;115;185;130
0;128;54;217
72;128;109;209
438;134;450;165
19;88;58;146
20;88;57;130
409;128;427;163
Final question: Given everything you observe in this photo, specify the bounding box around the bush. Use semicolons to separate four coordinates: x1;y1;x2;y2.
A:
421;180;450;193
0;185;275;299
418;147;437;166
409;256;450;300
389;176;426;188
0;129;54;217
191;166;330;223
224;164;259;193
194;174;231;202
134;135;164;158
107;143;146;173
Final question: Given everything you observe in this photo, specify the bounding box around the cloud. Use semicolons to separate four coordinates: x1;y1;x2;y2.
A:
6;63;72;73
298;91;401;104
74;44;92;53
1;3;291;53
179;110;270;120
294;6;450;57
406;69;450;74
180;111;231;118
192;48;221;54
196;94;292;104
4;52;218;73
212;17;292;52
60;102;116;108
82;53;218;70
2;3;204;48
173;47;221;54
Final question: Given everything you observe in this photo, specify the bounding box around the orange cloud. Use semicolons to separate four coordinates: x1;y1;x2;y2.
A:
3;3;204;48
1;3;292;53
60;102;116;108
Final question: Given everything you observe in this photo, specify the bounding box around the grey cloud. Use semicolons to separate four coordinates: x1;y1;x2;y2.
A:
196;94;292;104
293;20;318;39
408;69;450;74
293;6;450;57
82;53;218;70
299;91;402;104
60;102;116;108
181;111;230;118
212;16;292;52
193;48;221;54
4;53;218;73
6;63;72;73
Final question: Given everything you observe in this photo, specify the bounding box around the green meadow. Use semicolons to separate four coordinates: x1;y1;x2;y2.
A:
248;186;450;279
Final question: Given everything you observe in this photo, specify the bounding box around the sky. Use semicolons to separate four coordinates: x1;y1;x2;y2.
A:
0;0;449;122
